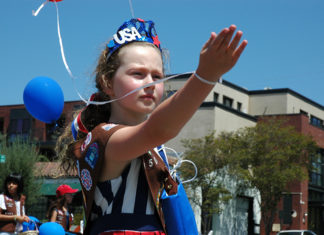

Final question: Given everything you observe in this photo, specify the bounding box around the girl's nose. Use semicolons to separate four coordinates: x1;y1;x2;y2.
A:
144;74;155;89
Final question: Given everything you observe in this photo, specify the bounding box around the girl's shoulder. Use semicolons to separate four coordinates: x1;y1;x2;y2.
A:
0;194;6;209
54;207;64;214
0;194;11;202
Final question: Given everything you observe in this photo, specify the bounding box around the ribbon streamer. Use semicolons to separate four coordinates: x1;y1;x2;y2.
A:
53;1;75;79
32;0;49;16
162;146;198;184
128;0;135;18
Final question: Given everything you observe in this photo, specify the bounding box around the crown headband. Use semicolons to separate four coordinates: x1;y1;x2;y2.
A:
106;18;161;59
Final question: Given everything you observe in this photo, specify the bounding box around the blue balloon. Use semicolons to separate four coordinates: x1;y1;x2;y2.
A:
23;76;64;123
22;216;40;232
39;222;65;235
28;216;40;223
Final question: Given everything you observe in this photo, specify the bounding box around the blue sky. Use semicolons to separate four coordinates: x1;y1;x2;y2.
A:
1;0;324;106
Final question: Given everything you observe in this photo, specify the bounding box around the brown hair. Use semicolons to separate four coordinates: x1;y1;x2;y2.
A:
46;195;68;219
56;41;164;174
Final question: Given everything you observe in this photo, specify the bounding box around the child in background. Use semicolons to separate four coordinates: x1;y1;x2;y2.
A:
47;184;78;232
56;18;247;235
0;173;29;234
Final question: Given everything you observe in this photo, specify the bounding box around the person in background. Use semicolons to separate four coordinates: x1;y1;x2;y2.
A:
0;173;29;234
47;184;78;232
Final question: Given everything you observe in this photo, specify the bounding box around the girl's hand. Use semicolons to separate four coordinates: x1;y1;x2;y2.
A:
196;25;248;83
17;215;30;223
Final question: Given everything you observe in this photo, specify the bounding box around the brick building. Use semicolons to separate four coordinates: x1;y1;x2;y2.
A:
0;100;84;160
258;114;324;234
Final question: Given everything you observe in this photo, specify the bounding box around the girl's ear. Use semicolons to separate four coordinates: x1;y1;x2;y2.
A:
101;75;114;97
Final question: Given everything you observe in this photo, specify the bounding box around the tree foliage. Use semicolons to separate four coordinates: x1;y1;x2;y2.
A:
0;135;42;206
180;132;232;235
216;118;317;235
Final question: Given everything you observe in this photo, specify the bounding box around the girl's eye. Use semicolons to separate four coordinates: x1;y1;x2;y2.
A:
153;74;163;80
132;72;143;77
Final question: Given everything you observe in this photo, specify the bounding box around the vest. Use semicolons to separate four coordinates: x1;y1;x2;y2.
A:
0;194;26;232
55;208;73;231
73;123;177;235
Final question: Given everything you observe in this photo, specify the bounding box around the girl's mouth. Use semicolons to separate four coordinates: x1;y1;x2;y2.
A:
140;94;154;100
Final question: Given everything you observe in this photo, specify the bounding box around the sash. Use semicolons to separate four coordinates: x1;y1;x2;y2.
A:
0;194;25;232
73;123;178;235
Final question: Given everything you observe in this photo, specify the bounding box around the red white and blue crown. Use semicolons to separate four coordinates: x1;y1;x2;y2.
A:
106;18;161;59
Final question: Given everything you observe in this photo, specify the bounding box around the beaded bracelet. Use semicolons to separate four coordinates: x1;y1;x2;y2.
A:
194;72;217;86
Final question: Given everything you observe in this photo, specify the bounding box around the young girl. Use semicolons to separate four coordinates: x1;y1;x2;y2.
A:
47;184;78;232
57;18;247;235
0;173;29;234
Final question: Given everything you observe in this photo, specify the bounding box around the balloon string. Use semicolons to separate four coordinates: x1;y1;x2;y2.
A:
81;71;223;106
33;0;85;106
33;0;76;79
161;146;198;184
53;0;86;106
54;1;75;79
82;72;193;106
128;0;135;18
32;0;49;16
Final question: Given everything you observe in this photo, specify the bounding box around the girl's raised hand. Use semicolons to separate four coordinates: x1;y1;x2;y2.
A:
196;25;248;83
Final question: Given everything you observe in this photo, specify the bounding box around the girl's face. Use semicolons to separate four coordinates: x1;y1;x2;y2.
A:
7;181;18;196
107;44;164;123
65;193;73;204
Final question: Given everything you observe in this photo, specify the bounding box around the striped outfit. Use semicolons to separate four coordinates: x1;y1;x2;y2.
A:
89;158;164;235
74;123;173;235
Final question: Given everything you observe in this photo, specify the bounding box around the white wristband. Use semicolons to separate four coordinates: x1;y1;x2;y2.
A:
194;72;217;85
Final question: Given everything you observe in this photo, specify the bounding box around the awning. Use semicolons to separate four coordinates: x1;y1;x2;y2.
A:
39;178;81;196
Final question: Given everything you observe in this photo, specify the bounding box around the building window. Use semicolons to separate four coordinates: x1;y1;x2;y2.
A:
7;109;33;141
8;118;31;141
214;92;219;102
300;109;308;117
223;96;233;108
0;117;4;134
310;115;323;128
310;150;324;187
237;102;242;112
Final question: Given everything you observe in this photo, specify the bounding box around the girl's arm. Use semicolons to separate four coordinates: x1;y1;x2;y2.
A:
0;214;30;223
0;213;16;222
50;209;57;222
0;198;30;223
105;25;247;166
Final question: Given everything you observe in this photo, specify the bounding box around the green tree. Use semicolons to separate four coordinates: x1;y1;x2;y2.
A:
217;118;317;235
180;132;232;235
0;135;42;206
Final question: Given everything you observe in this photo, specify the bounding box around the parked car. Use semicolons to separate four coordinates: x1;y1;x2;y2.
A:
277;230;317;235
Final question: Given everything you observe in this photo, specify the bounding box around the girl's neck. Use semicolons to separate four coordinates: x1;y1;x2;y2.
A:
109;111;148;126
9;193;19;201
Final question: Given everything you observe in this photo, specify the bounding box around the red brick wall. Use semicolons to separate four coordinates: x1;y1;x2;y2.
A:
0;104;25;134
260;114;324;235
0;100;83;141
